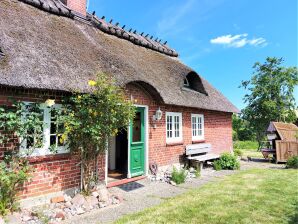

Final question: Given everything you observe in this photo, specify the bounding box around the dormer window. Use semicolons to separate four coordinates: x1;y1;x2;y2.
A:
184;77;190;87
182;72;208;95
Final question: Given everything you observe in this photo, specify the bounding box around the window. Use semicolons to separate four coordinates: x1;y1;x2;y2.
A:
191;114;204;141
20;103;68;156
182;72;208;95
183;77;190;87
166;112;182;143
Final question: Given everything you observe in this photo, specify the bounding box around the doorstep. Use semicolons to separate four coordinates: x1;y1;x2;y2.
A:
107;176;146;188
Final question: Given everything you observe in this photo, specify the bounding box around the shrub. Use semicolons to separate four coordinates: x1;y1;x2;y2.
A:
213;153;240;170
194;169;201;178
286;156;298;169
213;160;222;171
233;148;243;157
233;141;258;150
171;167;187;184
0;156;32;216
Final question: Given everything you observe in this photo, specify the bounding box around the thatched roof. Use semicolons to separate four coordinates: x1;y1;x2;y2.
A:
267;122;298;141
0;0;239;113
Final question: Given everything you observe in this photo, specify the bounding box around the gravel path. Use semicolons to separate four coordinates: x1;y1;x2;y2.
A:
63;160;284;224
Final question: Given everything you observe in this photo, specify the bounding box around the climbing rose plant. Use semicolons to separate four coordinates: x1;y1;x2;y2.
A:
59;73;135;192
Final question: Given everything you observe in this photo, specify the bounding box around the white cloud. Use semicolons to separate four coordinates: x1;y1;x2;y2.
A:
210;34;267;48
248;37;267;46
210;34;247;45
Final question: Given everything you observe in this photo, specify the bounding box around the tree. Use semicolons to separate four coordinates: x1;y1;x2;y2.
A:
232;114;255;141
241;57;298;148
59;73;135;193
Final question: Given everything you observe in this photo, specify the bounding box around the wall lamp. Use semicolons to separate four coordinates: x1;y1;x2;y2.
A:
152;107;162;128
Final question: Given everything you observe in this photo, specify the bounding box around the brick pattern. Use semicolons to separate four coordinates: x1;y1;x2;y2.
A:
0;84;232;198
0;87;105;199
125;83;233;166
65;0;86;16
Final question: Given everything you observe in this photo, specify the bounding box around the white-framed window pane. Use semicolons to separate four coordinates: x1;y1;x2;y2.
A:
21;103;68;156
21;103;44;152
192;116;196;136
166;112;182;142
49;107;65;148
191;114;204;140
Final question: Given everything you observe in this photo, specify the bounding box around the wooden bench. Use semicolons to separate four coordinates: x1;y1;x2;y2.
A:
185;143;220;170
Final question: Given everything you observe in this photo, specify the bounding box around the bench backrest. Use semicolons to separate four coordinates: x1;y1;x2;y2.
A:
186;143;212;156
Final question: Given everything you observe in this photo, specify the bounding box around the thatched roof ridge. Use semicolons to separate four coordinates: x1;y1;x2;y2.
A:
19;0;73;17
0;0;239;113
87;14;178;57
18;0;178;57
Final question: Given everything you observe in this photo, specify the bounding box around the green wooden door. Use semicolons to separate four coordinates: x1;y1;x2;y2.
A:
130;107;145;177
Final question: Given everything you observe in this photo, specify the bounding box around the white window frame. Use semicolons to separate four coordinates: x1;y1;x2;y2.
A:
166;112;183;143
20;102;69;156
191;114;204;141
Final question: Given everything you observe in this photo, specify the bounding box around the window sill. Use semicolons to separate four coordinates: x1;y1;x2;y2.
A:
166;141;184;146
28;153;71;163
192;139;205;144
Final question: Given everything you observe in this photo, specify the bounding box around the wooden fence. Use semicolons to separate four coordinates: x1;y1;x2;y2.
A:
275;140;298;162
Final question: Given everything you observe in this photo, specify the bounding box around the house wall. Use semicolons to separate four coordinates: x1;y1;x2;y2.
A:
0;84;233;199
125;83;233;167
0;86;105;199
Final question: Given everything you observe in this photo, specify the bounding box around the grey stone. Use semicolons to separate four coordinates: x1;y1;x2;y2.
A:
86;196;99;207
66;212;73;219
76;207;85;215
97;186;110;202
22;214;33;221
65;201;72;208
71;194;86;207
99;202;107;208
50;203;56;210
70;207;77;216
170;180;177;186
64;207;71;213
64;194;72;202
91;191;99;198
113;194;124;203
6;214;22;224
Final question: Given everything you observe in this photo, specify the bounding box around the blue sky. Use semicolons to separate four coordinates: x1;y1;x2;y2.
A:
88;0;298;110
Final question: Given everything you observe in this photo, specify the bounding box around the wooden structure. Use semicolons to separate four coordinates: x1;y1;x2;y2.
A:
263;122;298;162
185;143;219;170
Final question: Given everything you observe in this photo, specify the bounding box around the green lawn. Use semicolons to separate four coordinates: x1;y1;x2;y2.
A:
241;148;264;159
234;140;264;159
115;169;298;224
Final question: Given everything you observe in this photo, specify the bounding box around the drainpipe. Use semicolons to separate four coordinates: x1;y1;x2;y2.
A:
105;139;109;186
80;147;83;191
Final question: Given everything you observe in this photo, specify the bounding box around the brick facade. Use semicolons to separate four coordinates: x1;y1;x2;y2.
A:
125;83;233;167
0;86;105;199
0;83;232;199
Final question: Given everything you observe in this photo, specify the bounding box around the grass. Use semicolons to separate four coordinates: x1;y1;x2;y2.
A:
115;169;298;224
233;141;263;159
233;141;258;150
241;148;264;159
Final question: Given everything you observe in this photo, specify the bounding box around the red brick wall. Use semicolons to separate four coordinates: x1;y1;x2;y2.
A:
0;86;105;199
65;0;86;16
125;83;233;167
0;84;232;198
